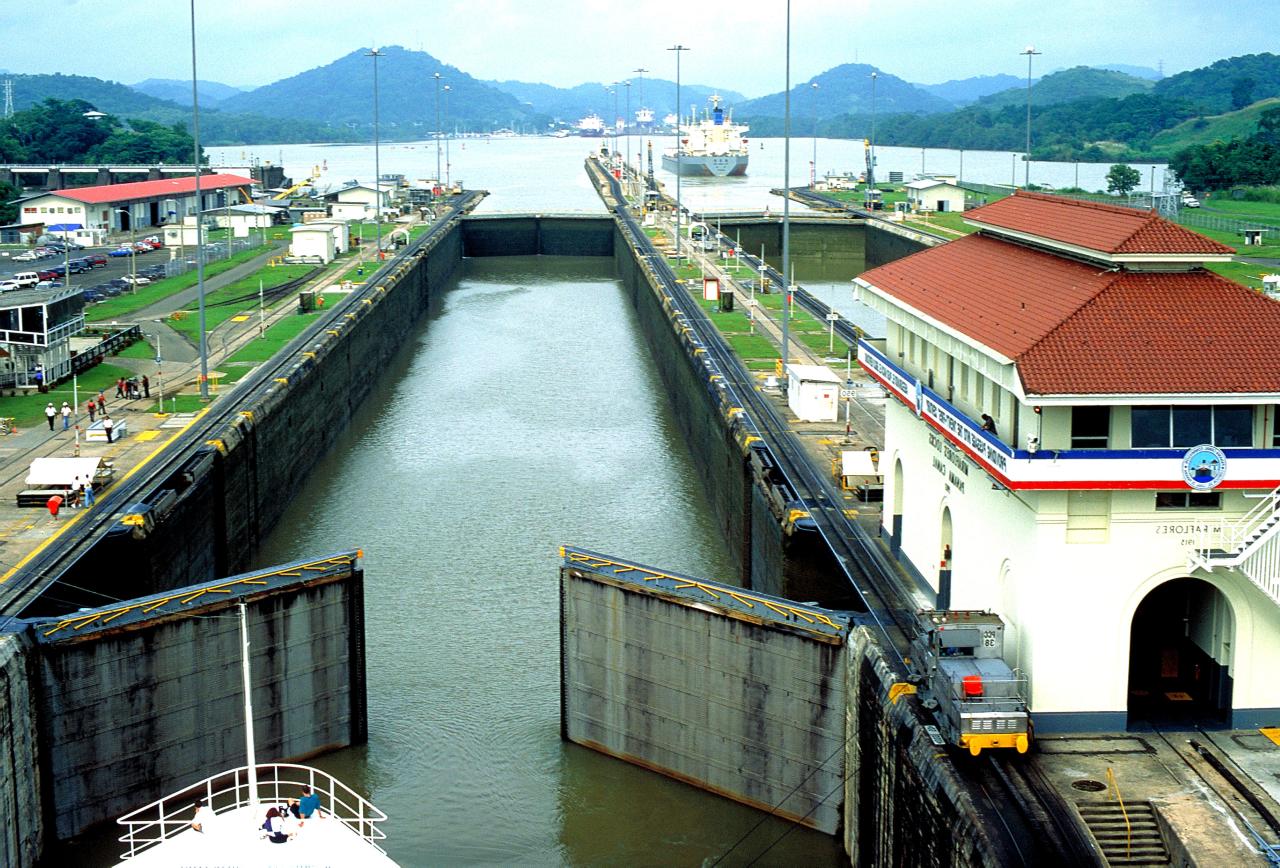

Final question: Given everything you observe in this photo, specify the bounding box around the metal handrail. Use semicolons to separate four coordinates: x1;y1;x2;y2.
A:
116;763;388;860
1195;487;1280;564
1106;766;1132;859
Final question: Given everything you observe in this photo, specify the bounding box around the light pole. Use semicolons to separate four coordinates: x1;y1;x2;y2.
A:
624;80;632;192
633;67;648;194
781;0;792;395
608;83;618;160
115;208;137;293
868;71;878;209
1020;45;1041;188
434;72;442;186
444;85;452;188
189;0;208;400
668;45;688;264
152;319;166;415
366;48;384;259
810;81;819;188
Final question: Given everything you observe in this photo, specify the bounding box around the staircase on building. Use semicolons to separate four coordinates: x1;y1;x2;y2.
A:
1190;487;1280;608
1076;801;1171;866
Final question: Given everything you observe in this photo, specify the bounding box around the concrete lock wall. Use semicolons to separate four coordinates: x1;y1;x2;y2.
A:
844;626;1001;866
0;632;42;867
864;224;930;269
33;564;365;840
612;228;768;587
461;215;615;257
560;564;848;834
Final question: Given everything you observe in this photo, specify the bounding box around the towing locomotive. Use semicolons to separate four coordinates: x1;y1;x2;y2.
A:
910;610;1031;755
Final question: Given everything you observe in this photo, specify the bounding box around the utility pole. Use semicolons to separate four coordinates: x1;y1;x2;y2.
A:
444;85;452;188
811;82;819;188
434;72;442;186
367;48;384;261
668;45;689;265
781;0;791;395
190;0;208;400
1020;45;1041;188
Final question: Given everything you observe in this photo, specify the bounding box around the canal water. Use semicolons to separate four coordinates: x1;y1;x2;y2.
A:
252;255;844;866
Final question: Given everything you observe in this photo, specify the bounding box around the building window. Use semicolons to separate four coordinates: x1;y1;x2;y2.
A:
1155;492;1222;509
1131;406;1253;448
1071;406;1111;448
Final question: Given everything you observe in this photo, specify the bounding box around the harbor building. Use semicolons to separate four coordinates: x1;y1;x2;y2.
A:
12;174;254;235
854;191;1280;731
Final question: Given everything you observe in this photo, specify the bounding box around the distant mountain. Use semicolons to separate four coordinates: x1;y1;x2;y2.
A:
220;46;545;133
1153;53;1280;114
490;78;745;124
132;78;247;107
978;66;1153;109
739;63;952;121
1097;64;1162;81
918;74;1027;107
2;73;181;117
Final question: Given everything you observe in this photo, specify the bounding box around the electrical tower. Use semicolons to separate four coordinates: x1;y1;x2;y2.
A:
2;80;13;118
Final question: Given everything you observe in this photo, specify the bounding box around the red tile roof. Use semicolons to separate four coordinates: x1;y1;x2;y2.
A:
860;233;1280;395
965;190;1235;256
51;174;254;205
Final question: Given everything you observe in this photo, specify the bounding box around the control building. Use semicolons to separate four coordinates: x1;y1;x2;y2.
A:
853;191;1280;731
13;174;254;235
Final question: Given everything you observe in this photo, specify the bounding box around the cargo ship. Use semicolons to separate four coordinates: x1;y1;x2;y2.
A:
661;95;748;177
576;113;605;137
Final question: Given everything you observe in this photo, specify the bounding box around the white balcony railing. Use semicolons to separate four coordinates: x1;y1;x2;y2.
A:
1191;487;1280;607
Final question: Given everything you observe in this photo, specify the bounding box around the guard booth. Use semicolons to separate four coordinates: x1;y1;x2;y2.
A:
837;449;884;501
785;364;840;422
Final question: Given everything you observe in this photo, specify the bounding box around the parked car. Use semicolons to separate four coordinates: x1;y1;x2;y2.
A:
34;280;63;289
108;247;133;257
37;268;63;280
0;280;20;292
133;242;154;253
87;254;108;268
107;278;130;288
143;235;162;245
12;251;40;262
121;274;151;285
68;258;92;273
81;289;105;302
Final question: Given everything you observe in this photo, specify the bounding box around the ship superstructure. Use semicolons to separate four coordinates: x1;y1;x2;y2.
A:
662;95;748;178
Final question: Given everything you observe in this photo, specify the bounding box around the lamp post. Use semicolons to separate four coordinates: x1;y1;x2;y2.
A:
868;71;878;209
810;81;819;188
152;319;166;415
366;48;384;259
1020;45;1041;188
189;0;208;400
444;85;452;189
115;208;136;293
434;72;442;187
781;0;792;395
624;79;632;195
668;45;688;264
633;67;648;195
611;83;620;162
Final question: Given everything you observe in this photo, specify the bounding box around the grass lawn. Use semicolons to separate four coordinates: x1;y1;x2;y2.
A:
904;212;976;235
1208;261;1279;289
168;264;316;342
112;339;155;360
86;245;273;322
724;333;779;361
219;313;323;383
0;363;136;428
1186;224;1280;253
337;261;374;283
146;394;211;414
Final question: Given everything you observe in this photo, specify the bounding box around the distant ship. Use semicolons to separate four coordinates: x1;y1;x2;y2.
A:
635;107;655;129
662;95;748;178
577;114;605;137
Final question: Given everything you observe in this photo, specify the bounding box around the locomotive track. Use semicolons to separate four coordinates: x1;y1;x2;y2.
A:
0;191;483;617
597;160;1102;861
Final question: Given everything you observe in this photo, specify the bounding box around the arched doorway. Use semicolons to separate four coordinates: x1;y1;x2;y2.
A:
119;210;131;232
1128;578;1234;727
891;459;904;553
938;507;953;609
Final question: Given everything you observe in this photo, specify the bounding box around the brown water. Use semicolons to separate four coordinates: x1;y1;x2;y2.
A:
253;256;845;866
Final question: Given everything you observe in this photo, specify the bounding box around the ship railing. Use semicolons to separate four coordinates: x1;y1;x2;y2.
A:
117;763;388;860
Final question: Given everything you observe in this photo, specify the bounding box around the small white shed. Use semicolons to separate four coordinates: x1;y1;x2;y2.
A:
904;179;967;213
290;224;337;263
786;364;841;422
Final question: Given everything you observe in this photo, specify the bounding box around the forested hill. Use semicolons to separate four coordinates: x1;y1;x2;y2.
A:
220;46;547;133
1153;53;1280;113
977;67;1153;109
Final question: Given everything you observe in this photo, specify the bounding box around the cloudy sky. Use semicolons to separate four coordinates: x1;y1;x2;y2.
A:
4;0;1277;95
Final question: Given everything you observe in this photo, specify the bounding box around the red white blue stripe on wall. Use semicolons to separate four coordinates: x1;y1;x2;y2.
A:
856;340;1280;492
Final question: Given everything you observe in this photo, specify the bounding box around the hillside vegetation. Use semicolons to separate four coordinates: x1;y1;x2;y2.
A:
1150;98;1280;155
977;67;1153;109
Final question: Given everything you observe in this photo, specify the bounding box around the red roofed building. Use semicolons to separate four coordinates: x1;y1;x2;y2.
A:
852;190;1280;732
15;174;254;236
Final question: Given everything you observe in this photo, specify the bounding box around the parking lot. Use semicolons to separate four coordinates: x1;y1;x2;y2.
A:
0;238;224;303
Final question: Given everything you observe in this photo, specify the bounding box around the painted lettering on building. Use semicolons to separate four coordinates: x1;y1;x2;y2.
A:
858;343;916;407
922;394;1009;473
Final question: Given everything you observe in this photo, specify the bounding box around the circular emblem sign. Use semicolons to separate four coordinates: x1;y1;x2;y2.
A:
1182;444;1227;491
